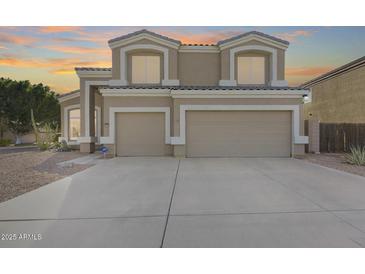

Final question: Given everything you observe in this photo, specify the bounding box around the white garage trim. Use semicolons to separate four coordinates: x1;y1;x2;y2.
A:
170;105;308;145
100;107;171;145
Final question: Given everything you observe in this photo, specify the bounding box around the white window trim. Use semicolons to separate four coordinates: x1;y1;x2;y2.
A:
100;107;171;145
170;105;308;146
60;104;101;144
219;45;289;87
108;44;179;87
234;45;276;85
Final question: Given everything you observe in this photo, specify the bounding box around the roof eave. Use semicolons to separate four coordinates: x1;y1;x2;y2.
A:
108;32;181;49
218;33;289;50
75;69;112;78
301;56;365;88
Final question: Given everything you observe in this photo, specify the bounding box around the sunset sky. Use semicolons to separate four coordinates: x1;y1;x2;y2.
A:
0;26;364;94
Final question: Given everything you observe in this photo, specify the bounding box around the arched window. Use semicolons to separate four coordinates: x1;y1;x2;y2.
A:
69;109;80;140
68;108;99;141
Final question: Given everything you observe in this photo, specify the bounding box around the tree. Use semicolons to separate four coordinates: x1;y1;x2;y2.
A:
0;77;60;144
6;80;33;143
0;78;12;139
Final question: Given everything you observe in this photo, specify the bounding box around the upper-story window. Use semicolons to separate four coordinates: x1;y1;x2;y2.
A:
131;55;160;84
237;56;265;85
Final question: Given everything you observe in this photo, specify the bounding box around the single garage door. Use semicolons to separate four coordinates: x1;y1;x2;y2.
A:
116;112;169;156
186;111;292;157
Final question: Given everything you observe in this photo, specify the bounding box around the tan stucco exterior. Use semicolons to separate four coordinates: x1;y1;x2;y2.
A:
178;52;220;85
304;65;365;123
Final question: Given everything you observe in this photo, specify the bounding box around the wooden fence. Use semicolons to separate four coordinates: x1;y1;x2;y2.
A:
319;123;365;152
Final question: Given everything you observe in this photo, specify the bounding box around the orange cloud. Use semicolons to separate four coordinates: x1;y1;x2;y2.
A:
0;33;38;45
43;45;110;55
286;66;334;77
51;68;76;75
38;26;83;33
0;56;110;74
276;30;316;42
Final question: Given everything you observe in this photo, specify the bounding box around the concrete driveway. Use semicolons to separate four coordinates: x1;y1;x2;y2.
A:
1;157;365;247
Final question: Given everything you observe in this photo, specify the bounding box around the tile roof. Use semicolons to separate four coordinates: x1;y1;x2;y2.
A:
75;67;112;71
58;89;80;98
103;85;308;91
181;43;216;46
217;31;290;46
108;29;181;45
301;55;365;87
57;85;307;99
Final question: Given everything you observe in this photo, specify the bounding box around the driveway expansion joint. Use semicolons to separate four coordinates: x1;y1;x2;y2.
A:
160;159;180;248
0;214;167;222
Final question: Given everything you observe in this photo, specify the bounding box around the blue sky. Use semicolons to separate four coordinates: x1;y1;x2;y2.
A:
0;26;364;93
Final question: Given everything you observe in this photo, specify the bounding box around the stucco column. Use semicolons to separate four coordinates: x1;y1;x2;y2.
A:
80;81;96;153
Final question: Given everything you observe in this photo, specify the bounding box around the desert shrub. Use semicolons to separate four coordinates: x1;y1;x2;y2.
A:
345;146;365;166
36;123;59;151
56;140;71;152
0;139;12;147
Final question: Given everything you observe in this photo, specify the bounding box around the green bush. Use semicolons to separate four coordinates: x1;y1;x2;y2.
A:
345;146;365;166
0;139;12;147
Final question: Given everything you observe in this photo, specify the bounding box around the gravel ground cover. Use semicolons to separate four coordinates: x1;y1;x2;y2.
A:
0;151;93;203
298;153;365;177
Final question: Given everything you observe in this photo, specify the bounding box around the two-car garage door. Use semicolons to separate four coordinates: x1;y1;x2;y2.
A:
115;111;292;157
186;111;292;157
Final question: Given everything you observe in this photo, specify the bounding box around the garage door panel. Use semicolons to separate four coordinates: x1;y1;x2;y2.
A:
186;111;291;157
116;112;170;156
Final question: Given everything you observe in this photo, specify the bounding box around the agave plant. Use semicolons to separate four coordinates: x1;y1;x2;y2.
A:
345;146;365;166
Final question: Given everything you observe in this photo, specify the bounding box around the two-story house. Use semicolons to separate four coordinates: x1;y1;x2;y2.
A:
58;29;309;157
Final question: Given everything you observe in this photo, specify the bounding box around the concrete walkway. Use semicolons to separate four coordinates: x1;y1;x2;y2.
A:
0;157;365;247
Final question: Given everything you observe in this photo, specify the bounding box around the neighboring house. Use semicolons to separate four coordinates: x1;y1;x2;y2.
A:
58;29;308;157
302;56;365;123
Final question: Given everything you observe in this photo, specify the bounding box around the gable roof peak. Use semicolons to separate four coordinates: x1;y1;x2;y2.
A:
217;30;290;46
108;29;182;45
